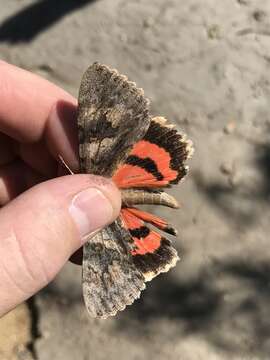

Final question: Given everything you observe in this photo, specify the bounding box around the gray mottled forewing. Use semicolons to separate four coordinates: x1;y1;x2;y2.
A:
77;63;151;318
77;62;150;177
82;218;145;319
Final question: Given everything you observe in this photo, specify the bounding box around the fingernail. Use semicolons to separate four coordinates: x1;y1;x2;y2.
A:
69;188;114;242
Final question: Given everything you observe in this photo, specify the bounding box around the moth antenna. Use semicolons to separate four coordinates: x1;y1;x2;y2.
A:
59;155;74;175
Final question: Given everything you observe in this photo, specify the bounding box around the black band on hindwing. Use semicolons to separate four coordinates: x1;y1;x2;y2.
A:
126;155;164;181
130;226;150;239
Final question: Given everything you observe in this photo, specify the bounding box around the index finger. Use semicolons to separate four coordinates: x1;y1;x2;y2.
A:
0;60;79;169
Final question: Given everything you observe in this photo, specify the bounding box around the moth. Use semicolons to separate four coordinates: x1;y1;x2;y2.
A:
77;62;193;318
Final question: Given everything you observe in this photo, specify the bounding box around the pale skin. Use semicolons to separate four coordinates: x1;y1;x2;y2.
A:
0;61;121;316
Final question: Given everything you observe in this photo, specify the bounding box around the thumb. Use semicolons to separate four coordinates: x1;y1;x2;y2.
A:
0;174;121;315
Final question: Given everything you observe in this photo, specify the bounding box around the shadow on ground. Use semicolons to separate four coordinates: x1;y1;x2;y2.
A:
42;257;270;356
192;142;270;230
0;0;97;43
255;143;270;199
116;258;270;356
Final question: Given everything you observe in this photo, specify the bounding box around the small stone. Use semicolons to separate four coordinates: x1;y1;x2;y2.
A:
58;296;69;306
144;63;152;71
228;172;241;187
237;0;249;5
253;10;266;22
34;64;54;79
38;64;53;73
42;330;51;339
220;162;233;175
119;33;128;43
207;24;221;39
224;121;236;134
183;117;190;125
143;17;155;28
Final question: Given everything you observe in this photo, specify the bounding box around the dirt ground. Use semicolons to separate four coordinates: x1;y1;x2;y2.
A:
1;0;270;359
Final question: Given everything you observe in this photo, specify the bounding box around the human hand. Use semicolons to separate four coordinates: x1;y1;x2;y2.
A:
0;61;121;316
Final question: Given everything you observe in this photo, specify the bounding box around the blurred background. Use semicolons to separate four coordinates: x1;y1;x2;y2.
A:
1;1;270;359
